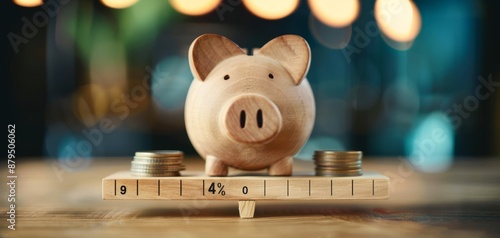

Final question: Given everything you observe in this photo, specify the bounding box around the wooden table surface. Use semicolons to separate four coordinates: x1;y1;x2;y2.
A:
1;157;500;238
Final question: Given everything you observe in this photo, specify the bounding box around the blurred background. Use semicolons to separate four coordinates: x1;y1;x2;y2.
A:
3;0;500;173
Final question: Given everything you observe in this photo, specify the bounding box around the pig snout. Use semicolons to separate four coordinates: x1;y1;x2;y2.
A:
220;94;282;144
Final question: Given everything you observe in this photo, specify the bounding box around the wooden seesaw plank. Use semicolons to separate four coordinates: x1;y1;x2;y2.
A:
102;171;389;218
102;171;389;201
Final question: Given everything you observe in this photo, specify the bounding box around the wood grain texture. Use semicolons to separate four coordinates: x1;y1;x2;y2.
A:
268;156;293;175
6;158;500;237
205;155;228;176
188;34;245;81
102;171;389;200
238;200;255;218
185;34;315;176
220;94;282;144
256;35;311;85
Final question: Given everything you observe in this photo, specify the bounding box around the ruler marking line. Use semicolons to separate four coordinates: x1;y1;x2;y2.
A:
264;180;266;196
203;180;205;196
308;180;311;196
114;180;116;196
287;180;289;196
180;180;183;196
372;179;374;196
330;179;333;196
136;180;139;196
351;179;353;196
158;180;160;196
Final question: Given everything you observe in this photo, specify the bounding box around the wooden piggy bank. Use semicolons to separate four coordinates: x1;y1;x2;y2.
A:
185;34;315;176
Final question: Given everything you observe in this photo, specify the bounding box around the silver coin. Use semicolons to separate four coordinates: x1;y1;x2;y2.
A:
135;150;184;157
130;171;184;176
131;171;181;177
134;156;183;160
130;171;185;175
131;166;186;172
131;164;186;170
131;160;182;166
131;165;185;170
132;164;183;168
131;160;183;166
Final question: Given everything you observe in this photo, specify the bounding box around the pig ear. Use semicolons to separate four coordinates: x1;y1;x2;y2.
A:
189;34;245;81
256;35;311;85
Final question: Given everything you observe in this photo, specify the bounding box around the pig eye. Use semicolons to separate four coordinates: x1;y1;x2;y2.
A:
268;74;274;79
224;75;230;80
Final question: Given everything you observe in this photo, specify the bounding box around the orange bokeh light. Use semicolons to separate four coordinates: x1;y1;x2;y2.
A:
170;0;221;16
13;0;43;7
375;0;421;42
101;0;139;9
243;0;299;20
308;0;360;28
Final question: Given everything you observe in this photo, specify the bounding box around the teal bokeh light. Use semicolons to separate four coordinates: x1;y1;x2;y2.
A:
405;112;455;173
151;56;192;110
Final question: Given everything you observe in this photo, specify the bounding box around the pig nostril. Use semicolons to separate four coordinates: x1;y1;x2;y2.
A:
240;110;246;128
257;109;263;128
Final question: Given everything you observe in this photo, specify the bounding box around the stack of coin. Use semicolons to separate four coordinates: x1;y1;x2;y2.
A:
314;150;363;176
131;151;185;177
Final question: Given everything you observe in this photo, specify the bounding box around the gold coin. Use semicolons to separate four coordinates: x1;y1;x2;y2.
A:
315;165;362;170
314;156;361;161
315;171;362;177
314;161;362;166
314;150;362;155
314;156;361;162
314;151;362;159
315;168;362;173
315;167;362;172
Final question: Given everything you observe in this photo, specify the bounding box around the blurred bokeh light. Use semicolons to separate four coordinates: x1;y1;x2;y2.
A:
72;84;109;127
151;56;192;111
243;0;299;20
405;112;454;173
308;0;360;28
309;13;352;49
4;0;498;171
100;0;140;9
297;136;345;159
13;0;42;7
170;0;221;16
375;0;421;43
